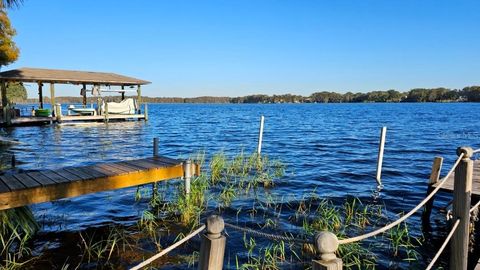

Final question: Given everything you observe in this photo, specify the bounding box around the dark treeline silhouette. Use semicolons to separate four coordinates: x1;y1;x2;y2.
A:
17;86;480;104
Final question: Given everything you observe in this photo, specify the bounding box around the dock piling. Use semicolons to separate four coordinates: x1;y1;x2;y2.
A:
422;156;443;229
257;115;265;155
144;103;149;121
198;215;226;270
55;103;62;123
375;126;387;186
450;147;473;270
153;138;159;157
104;102;109;123
312;231;343;270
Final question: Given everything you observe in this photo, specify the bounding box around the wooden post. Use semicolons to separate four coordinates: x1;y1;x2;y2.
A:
121;85;125;100
375;126;387;186
38;82;43;109
50;83;55;113
55;104;62;123
1;80;7;108
198;215;226;270
137;85;142;114
422;156;443;229
257;115;265;155
5;103;11;126
450;147;473;270
82;83;87;108
153;138;159;157
11;154;15;168
144;103;148;121
104;102;109;123
312;231;343;270
184;159;192;195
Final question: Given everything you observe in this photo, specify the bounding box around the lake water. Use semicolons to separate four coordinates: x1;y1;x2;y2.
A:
2;103;480;269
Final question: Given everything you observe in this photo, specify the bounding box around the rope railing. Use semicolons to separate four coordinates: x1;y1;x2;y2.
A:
470;200;480;214
224;222;313;245
130;224;206;270
472;148;480;154
425;219;460;270
338;153;464;245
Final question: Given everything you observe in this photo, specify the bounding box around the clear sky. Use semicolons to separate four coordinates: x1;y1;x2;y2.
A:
5;0;480;98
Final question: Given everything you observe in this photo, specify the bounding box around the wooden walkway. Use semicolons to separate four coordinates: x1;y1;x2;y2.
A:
0;156;195;210
4;114;146;126
434;160;480;196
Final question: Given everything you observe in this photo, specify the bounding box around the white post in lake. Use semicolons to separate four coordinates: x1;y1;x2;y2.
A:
257;115;265;155
375;126;387;186
184;159;192;195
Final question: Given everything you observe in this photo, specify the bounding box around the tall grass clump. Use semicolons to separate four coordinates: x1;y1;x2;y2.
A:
0;207;39;269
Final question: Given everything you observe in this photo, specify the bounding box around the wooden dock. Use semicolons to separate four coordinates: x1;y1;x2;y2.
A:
3;114;146;126
433;160;480;196
0;156;196;210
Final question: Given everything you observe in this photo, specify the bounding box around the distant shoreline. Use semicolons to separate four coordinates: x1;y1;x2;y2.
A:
14;86;480;104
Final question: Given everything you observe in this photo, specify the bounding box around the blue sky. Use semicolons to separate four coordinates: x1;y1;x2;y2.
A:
5;0;480;98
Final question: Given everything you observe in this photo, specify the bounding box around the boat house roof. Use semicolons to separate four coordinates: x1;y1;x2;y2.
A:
0;67;151;86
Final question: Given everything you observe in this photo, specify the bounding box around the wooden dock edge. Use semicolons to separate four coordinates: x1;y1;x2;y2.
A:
0;163;184;210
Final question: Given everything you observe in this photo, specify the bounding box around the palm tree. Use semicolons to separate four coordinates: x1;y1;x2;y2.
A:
0;0;23;9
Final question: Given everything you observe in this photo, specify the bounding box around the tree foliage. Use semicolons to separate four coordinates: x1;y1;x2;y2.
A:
6;81;26;102
0;8;19;67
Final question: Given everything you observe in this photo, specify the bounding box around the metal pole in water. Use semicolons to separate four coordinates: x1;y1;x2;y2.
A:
257;115;265;155
375;126;387;186
184;160;192;195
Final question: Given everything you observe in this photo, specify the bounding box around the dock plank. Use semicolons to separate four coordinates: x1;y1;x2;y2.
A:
0;156;191;210
64;168;95;180
434;160;480;196
27;172;56;186
0;178;10;193
13;174;41;188
0;175;26;190
40;170;71;184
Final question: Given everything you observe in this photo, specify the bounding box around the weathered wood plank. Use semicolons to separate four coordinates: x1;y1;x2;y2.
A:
112;162;142;172
88;165;117;177
124;159;159;170
76;166;107;178
13;174;41;188
0;178;10;193
0;175;25;190
54;169;81;182
40;170;70;184
95;164;127;175
101;163;132;174
434;160;480;196
64;168;95;180
106;163;139;173
27;172;56;186
147;156;181;166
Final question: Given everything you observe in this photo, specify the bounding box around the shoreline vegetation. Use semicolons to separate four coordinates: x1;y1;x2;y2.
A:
12;85;480;104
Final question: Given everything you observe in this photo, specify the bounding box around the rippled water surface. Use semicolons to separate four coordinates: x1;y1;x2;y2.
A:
2;103;480;269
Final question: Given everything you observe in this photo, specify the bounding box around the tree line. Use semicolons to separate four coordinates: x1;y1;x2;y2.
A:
14;86;480;104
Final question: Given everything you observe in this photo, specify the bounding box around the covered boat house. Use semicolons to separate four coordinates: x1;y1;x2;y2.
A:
0;67;151;126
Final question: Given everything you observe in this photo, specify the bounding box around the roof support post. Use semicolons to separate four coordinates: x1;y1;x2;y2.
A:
1;80;7;108
50;83;55;115
82;83;87;108
137;84;142;114
38;81;44;109
121;85;125;100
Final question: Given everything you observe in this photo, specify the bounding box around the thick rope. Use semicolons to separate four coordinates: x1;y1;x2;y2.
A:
224;222;313;245
339;153;464;245
130;224;206;270
472;148;480;154
425;219;460;270
470;200;480;214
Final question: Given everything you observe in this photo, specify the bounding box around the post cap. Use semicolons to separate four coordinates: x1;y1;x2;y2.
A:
456;147;473;159
206;215;224;237
314;231;339;261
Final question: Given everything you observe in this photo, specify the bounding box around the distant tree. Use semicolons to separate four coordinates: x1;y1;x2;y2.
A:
462;86;480;102
0;0;23;9
6;81;26;102
0;9;19;68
